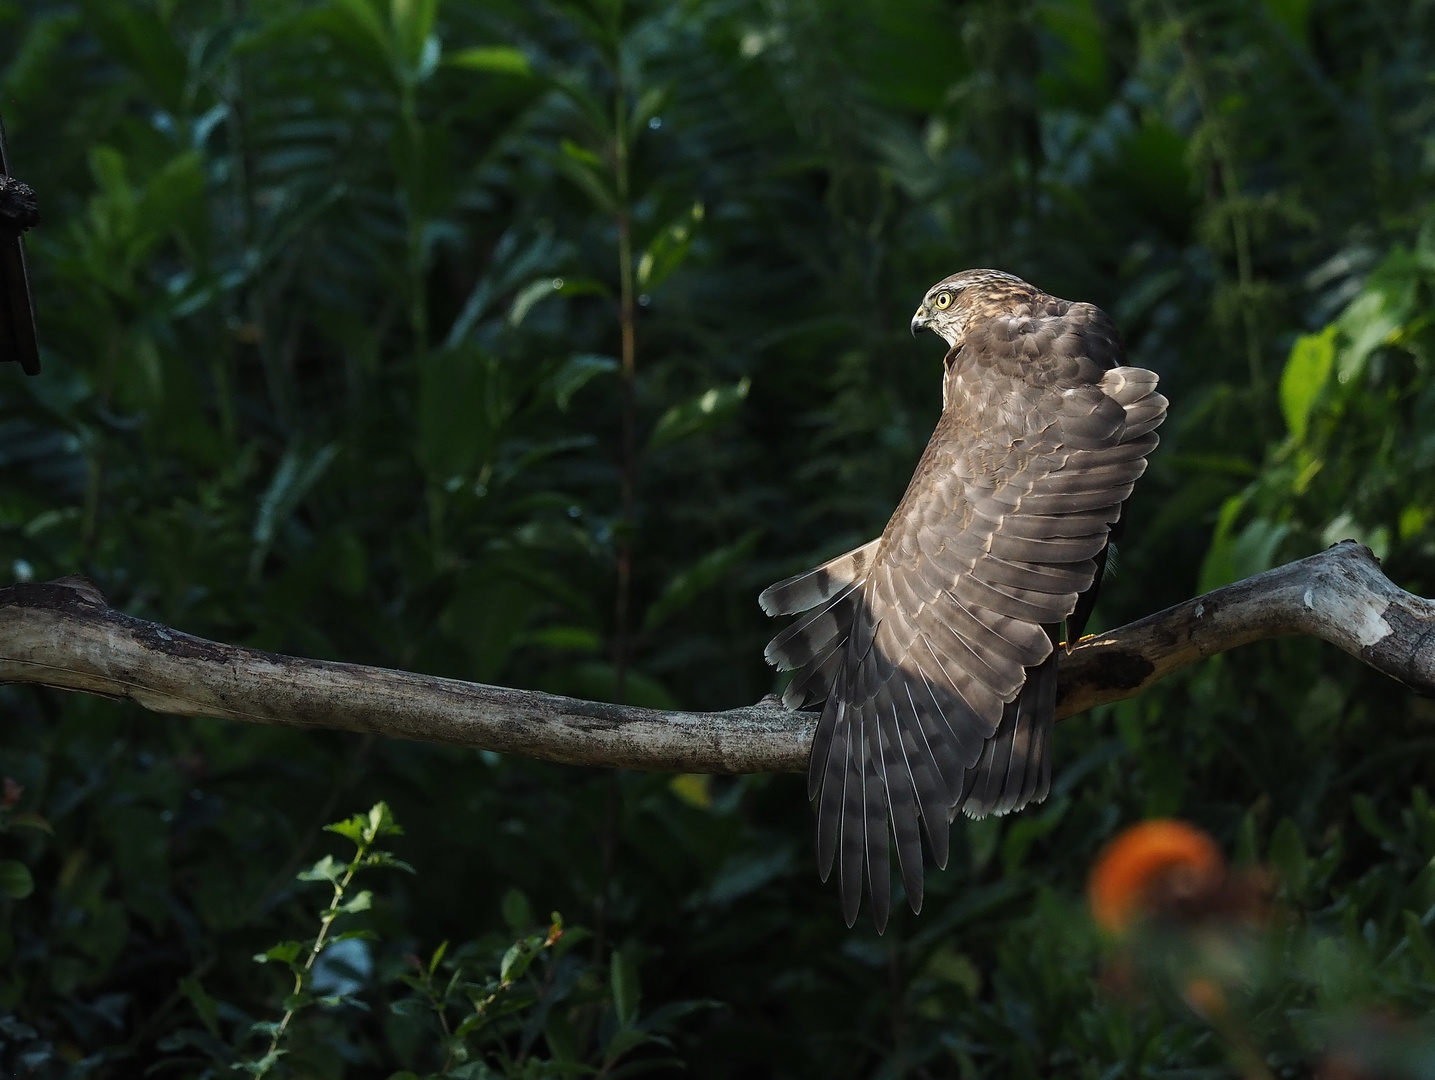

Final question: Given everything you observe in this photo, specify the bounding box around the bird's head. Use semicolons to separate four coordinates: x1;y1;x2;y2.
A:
910;269;1035;348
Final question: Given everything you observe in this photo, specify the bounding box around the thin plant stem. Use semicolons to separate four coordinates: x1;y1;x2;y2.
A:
260;834;373;1071
613;59;637;709
414;959;457;1074
597;23;637;971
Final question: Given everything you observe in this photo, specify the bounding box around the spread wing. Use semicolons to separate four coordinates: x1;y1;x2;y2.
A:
762;306;1166;930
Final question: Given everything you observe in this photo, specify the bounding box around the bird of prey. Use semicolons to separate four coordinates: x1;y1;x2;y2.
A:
760;270;1166;930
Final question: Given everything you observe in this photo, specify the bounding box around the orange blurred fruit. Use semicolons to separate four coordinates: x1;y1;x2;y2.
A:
1088;819;1226;933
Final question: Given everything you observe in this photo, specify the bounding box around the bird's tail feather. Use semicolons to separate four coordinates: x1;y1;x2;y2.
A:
956;647;1057;819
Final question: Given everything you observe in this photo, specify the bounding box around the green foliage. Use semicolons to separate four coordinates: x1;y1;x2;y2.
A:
0;0;1434;1075
148;801;695;1078
231;800;411;1075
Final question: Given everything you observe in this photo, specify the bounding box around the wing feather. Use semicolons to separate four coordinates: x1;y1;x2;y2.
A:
764;583;860;670
759;540;881;616
962;714;1012;816
900;679;954;869
839;718;865;926
954;573;1065;623
977;554;1094;597
913;638;989;770
873;691;922;916
999;512;1120;539
1018;662;1056;807
987;530;1110;563
784;638;848;709
813;683;855;883
960;646;1059;817
917;620;1011;723
861;714;890;929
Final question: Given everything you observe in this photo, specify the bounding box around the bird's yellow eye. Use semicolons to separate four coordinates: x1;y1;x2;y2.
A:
934;291;953;310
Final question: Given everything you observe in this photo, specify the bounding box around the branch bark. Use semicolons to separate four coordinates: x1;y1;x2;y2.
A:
0;542;1429;774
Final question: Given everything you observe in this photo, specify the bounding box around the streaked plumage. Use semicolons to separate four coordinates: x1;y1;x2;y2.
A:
761;270;1166;930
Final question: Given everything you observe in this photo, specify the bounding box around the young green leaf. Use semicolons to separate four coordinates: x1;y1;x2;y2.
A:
603;1025;652;1060
388;0;439;81
298;854;345;884
429;940;449;975
334;889;373;915
1268;817;1308;897
0;860;33;900
367;801;402;838
178;975;220;1036
559;138;606;171
502;888;532;931
629;86;667;137
253;941;306;966
281;991;315;1013
500;940;532;982
551;146;619;214
640;530;760;632
610;948;640;1026
3;812;52;835
363;851;416;873
646;378;749;452
637;202;703;292
251;443;340;580
1337;250;1418;380
1279;325;1336;441
325;814;369;844
553;354;617;411
1197;498;1289;594
447;45;531;76
509;278;564;327
331;929;380;944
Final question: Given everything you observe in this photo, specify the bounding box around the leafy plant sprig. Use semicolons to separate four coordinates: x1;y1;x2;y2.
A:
398;915;566;1077
239;801;413;1077
390;923;708;1080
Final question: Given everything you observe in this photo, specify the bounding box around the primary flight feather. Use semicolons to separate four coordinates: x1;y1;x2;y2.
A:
761;270;1167;930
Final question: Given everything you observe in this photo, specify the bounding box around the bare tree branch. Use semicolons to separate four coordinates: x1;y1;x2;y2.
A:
1054;540;1435;714
0;542;1428;773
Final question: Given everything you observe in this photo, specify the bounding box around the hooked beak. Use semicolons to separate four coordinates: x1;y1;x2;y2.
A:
910;306;929;337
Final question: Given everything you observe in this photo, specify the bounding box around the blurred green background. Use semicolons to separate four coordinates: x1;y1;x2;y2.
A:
2;0;1435;1075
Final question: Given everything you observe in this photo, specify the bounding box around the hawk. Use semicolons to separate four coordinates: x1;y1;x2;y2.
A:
760;270;1166;930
